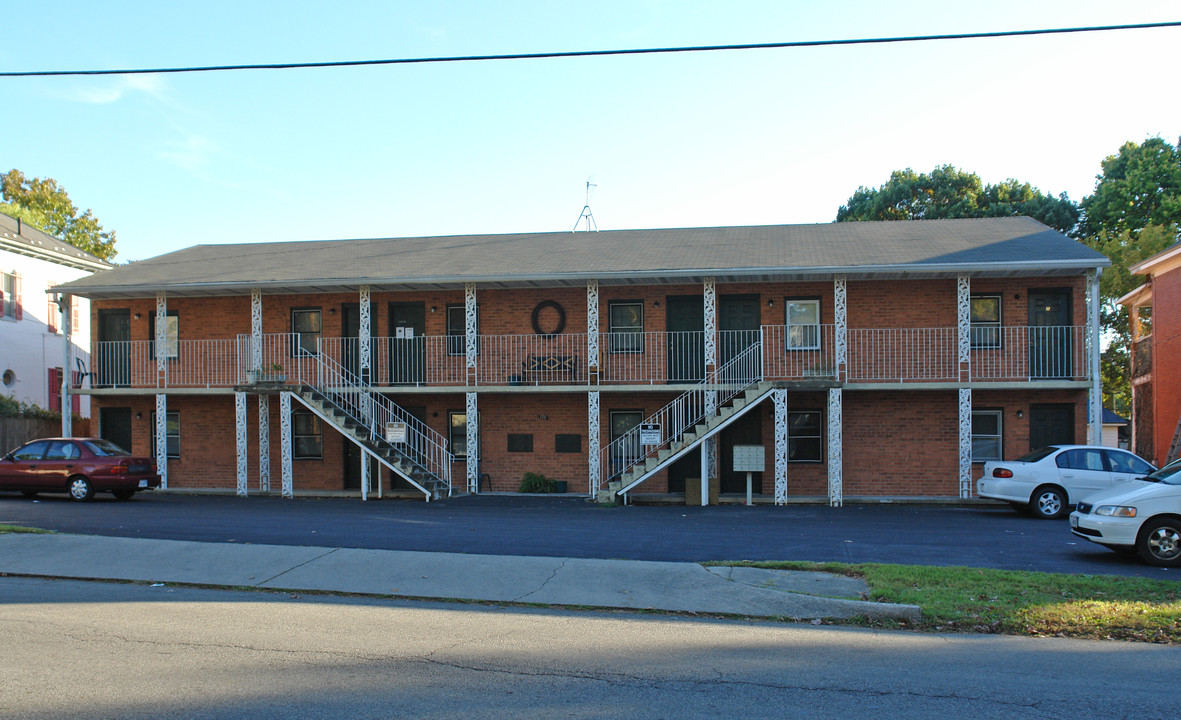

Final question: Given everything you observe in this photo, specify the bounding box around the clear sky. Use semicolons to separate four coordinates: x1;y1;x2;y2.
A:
2;1;1178;262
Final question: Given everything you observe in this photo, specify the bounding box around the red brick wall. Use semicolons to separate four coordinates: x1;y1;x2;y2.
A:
1152;267;1181;466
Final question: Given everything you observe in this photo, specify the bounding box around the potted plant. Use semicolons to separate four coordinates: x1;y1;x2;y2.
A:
249;362;286;384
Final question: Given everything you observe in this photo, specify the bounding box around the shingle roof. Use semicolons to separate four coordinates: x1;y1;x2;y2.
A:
55;217;1108;298
0;211;111;272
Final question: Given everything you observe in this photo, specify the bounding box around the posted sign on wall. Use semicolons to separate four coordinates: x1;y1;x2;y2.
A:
639;423;661;446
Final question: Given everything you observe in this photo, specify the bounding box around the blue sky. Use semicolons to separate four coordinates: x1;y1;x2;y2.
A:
2;1;1179;262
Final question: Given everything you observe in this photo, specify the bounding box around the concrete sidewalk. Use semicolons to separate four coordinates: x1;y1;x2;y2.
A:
0;533;920;622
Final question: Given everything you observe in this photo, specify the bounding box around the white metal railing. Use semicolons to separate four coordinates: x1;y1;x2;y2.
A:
91;340;153;387
163;339;240;387
238;333;324;386
847;327;958;382
310;345;452;494
598;341;763;496
970;325;1087;381
597;330;706;384
761;324;837;380
476;332;588;385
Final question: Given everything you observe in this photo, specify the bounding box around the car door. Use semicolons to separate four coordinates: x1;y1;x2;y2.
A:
40;440;83;491
0;440;53;490
1054;448;1110;500
1104;449;1155;486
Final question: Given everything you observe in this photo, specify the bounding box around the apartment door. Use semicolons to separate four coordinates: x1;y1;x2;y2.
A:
341;303;376;381
97;309;131;386
720;410;762;494
1030;403;1074;450
1028;289;1072;379
666;295;704;382
719;294;760;379
99;407;133;453
388;302;426;384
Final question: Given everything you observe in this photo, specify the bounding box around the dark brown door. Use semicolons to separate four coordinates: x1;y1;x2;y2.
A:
720;410;762;494
97;309;131;386
719;294;760;380
666;296;704;382
388;302;426;384
1028;289;1072;379
99;407;133;454
341;303;376;381
1030;404;1074;450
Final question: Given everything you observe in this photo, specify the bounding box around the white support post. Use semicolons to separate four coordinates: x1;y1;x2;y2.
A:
833;275;847;381
827;388;842;507
61;293;72;438
958;388;972;499
466;391;479;493
361;447;370;501
465;283;478;371
359;285;371;383
280;391;293;499
235;392;248;496
774;388;788;504
156;292;167;387
703;277;718;490
957;274;970;380
251;288;263;371
587;280;599;379
588;391;601;497
1088;270;1103;445
258;394;271;492
155;393;168;489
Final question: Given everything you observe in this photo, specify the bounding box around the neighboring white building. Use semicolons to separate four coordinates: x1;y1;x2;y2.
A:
0;210;110;418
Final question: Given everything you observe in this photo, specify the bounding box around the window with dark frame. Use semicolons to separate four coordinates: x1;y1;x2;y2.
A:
291;308;322;356
447;305;479;356
555;433;582;453
785;299;820;350
507;433;533;453
970;295;1002;349
608;301;644;353
449;411;468;458
971;409;1003;462
149;411;181;459
787;410;822;462
292;410;323;459
1;272;16;320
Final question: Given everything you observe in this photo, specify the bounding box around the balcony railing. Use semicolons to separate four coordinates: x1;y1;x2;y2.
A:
79;325;1091;389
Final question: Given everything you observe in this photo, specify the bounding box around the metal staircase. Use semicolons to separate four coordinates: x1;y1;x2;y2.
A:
292;350;453;500
603;342;771;499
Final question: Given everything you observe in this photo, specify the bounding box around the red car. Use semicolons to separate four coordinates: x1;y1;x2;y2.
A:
0;437;160;501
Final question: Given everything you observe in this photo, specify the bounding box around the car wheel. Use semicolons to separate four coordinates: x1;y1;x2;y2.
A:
1137;519;1181;567
1031;486;1067;519
111;489;136;501
67;476;94;502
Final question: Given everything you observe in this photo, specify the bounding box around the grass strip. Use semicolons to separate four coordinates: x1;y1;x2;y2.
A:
715;560;1181;643
0;524;52;534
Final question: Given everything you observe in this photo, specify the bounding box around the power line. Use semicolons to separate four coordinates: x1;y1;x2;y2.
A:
2;21;1178;78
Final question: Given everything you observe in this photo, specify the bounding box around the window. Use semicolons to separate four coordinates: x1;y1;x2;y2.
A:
447;305;479;356
555;433;582;453
1105;449;1153;476
449;411;468;458
45;441;81;461
608;301;644;353
149;311;180;359
970;295;1002;348
785;299;820;350
150;411;181;458
787;411;823;462
292;308;322;356
47;291;59;333
292;410;323;459
507;433;533;453
1056;448;1104;471
971;409;1003;462
1;271;18;320
13;440;50;461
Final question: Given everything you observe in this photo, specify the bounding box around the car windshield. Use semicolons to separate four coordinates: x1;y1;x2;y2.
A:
82;439;130;457
1015;446;1059;463
1143;460;1181;485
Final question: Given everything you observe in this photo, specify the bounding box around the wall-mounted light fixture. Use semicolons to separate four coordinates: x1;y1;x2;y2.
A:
135;412;143;420
328;308;336;315
134;313;142;320
431;306;437;312
653;301;660;308
1016;409;1024;418
767;298;774;307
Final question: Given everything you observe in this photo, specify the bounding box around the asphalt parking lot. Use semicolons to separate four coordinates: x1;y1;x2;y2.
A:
1;492;1177;580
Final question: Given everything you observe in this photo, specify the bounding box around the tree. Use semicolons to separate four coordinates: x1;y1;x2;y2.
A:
1078;137;1181;414
0;170;117;261
835;165;1079;234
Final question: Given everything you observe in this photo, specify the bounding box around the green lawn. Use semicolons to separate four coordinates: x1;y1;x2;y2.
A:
0;524;51;534
715;560;1181;643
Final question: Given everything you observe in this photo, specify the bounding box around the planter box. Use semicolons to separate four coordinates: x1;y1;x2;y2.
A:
248;371;287;384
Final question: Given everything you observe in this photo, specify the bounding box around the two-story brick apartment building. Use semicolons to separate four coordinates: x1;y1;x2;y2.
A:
54;217;1107;505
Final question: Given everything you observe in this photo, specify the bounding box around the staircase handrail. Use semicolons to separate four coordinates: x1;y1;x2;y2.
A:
599;340;763;495
311;345;452;492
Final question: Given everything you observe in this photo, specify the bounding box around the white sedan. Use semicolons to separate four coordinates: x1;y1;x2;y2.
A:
1071;459;1181;567
978;445;1156;519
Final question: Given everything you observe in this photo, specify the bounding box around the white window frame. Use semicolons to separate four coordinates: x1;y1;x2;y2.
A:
971;409;1003;462
785;299;820;350
608;300;644;353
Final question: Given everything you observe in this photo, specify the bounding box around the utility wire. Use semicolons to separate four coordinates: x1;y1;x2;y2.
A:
2;21;1179;78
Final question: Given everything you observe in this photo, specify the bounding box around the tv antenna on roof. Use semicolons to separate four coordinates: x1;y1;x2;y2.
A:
572;180;598;232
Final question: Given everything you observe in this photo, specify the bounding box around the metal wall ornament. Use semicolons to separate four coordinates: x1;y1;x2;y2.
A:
531;300;567;336
465;283;478;367
466;391;479;492
833;274;847;367
704;277;717;366
588;391;601;495
957;274;971;364
156;393;168;489
359;285;371;377
251;288;263;367
258;394;270;492
774;388;788;504
586;280;600;361
958;388;972;498
280;392;293;498
235;392;248;496
827;388;842;507
156;292;167;370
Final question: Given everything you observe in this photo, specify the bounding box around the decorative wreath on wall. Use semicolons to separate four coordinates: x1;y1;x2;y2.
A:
531;300;567;336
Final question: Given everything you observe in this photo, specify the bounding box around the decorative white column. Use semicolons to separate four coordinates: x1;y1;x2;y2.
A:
957;274;970;380
361;447;370;501
466;391;479;493
359;285;371;383
587;280;599;377
465;283;478;373
827;388;842;507
958;388;972;499
280;391;293;498
833;275;847;381
60;294;72;438
703;277;718;489
588;391;600;497
1087;270;1103;445
258;395;271;492
774;388;788;504
235;392;248;496
155;393;168;489
251;288;263;371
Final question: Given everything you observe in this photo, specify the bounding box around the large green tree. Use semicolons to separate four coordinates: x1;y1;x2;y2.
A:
1078;138;1181;414
836;165;1079;234
0;169;117;261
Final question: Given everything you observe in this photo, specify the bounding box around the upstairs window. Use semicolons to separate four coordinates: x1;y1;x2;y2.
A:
785;299;820;350
291;308;321;356
447;305;479;356
1;271;19;320
608;301;644;353
970;295;1002;349
150;310;180;359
